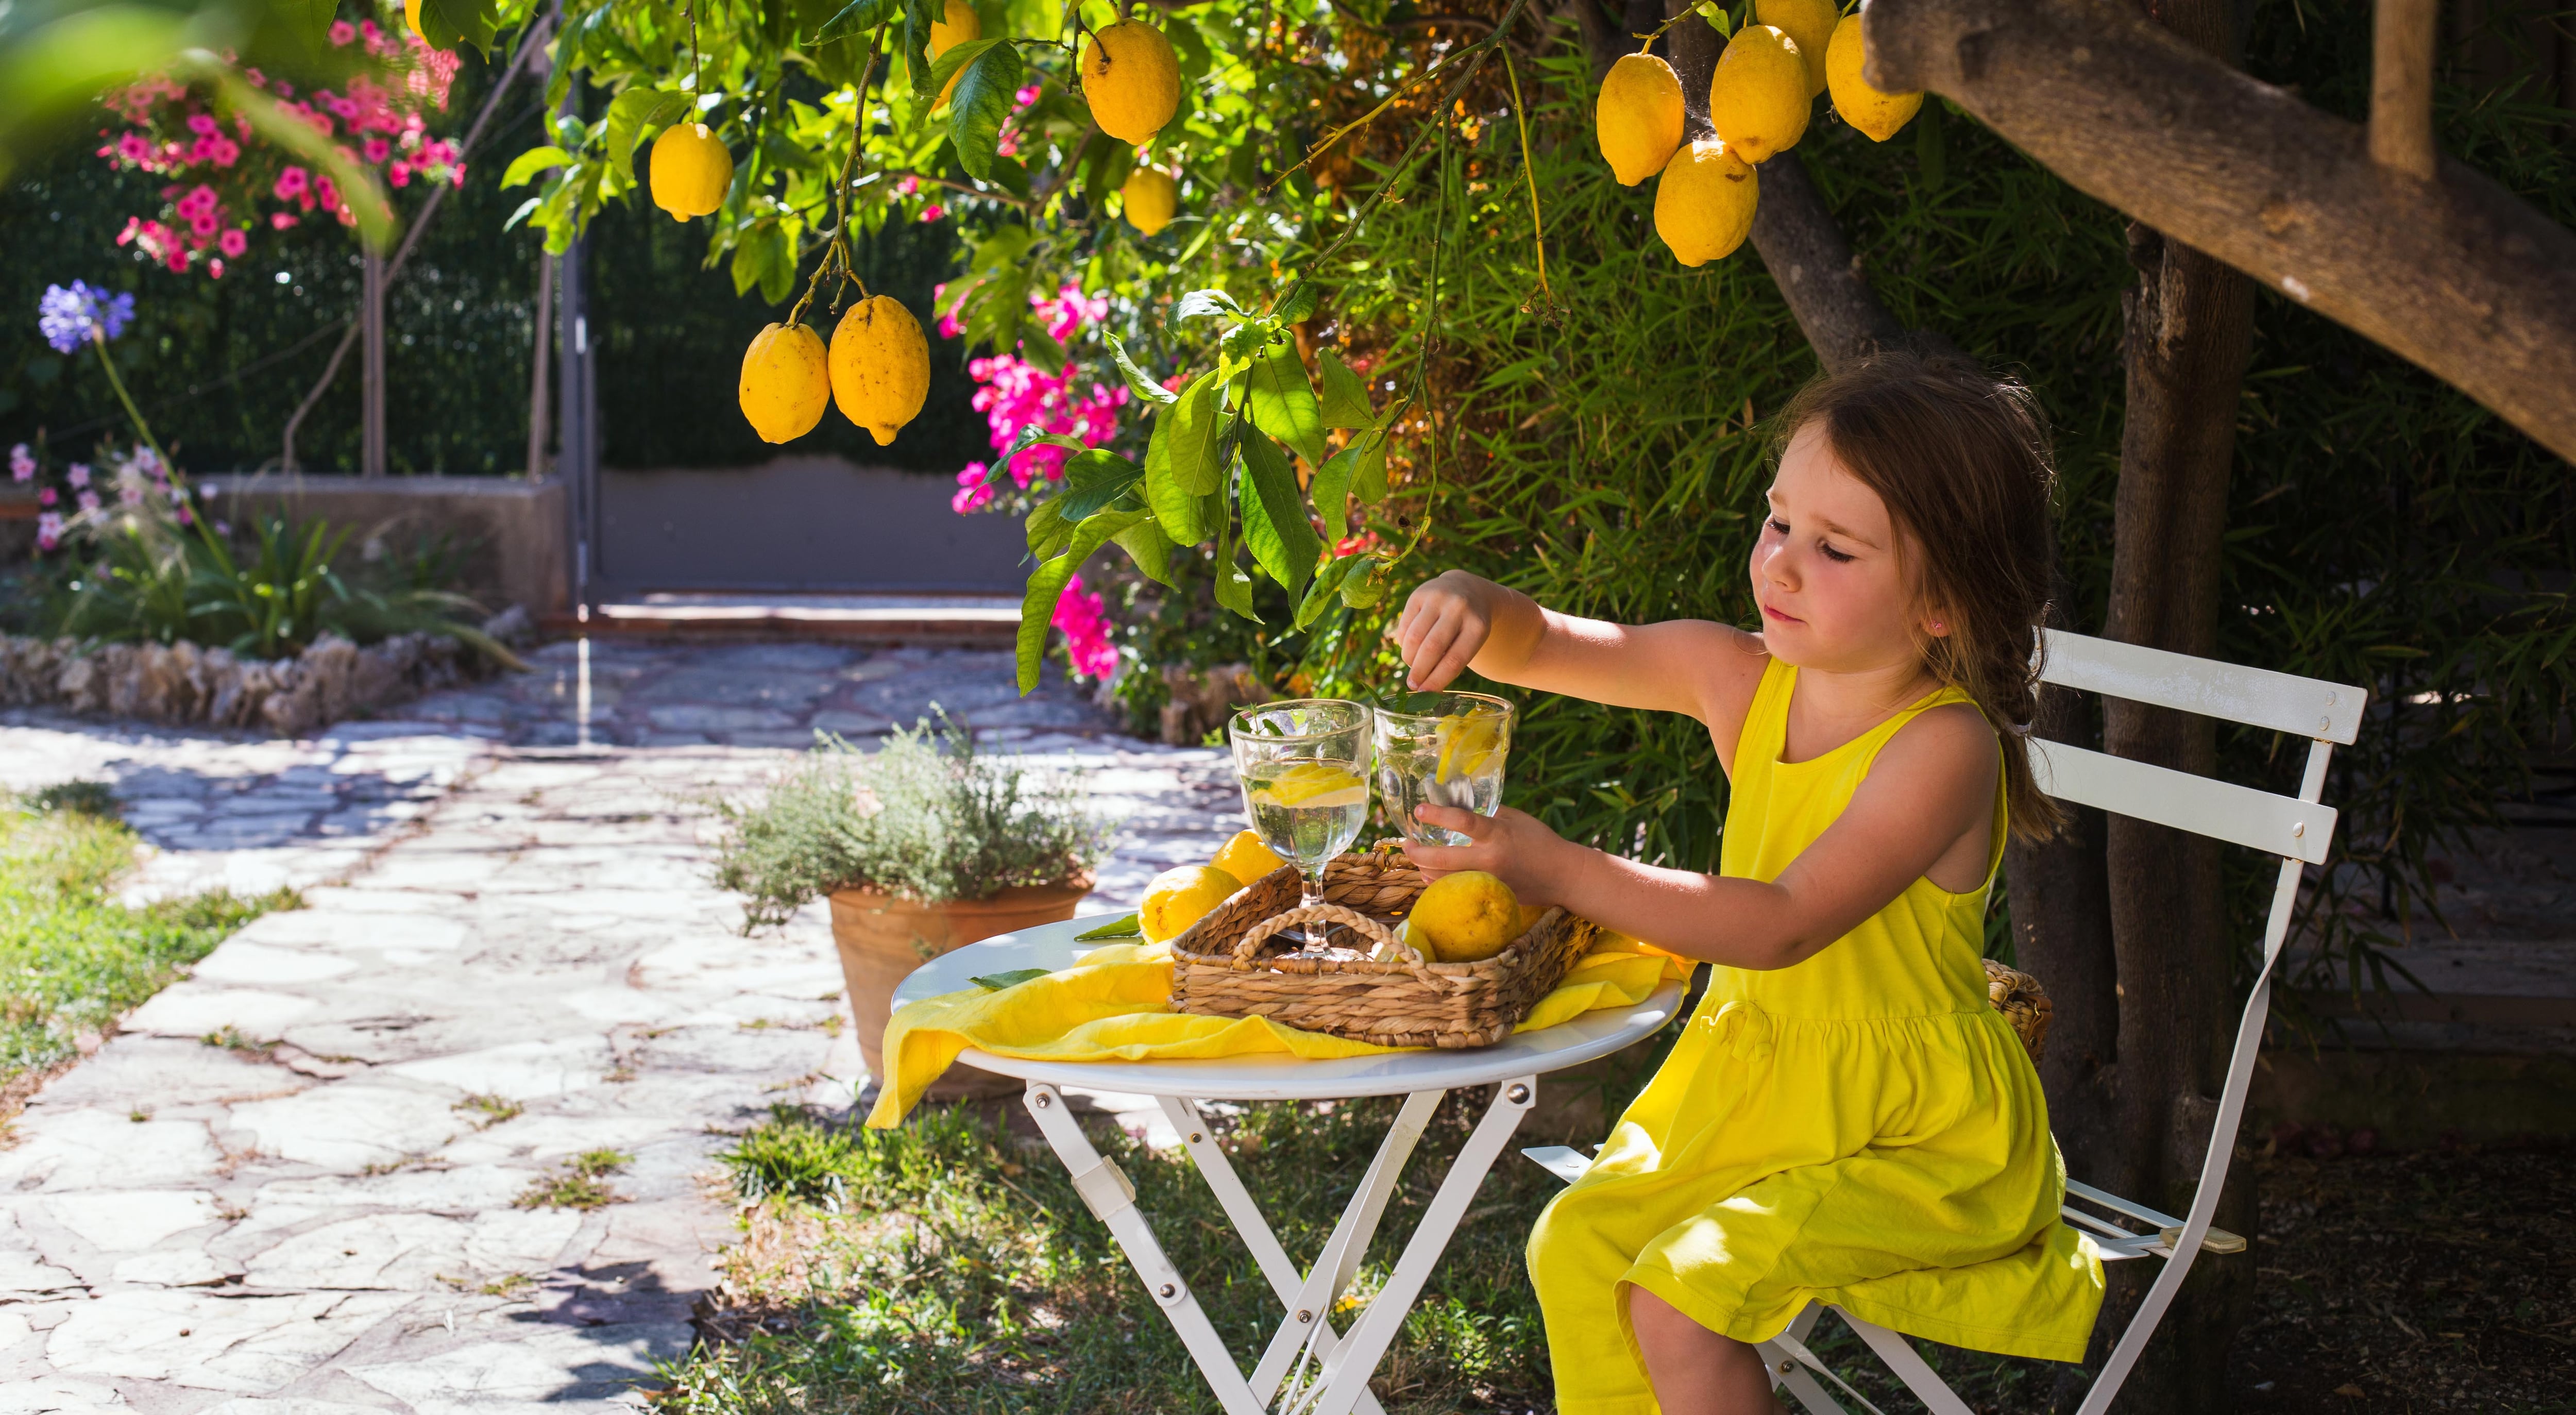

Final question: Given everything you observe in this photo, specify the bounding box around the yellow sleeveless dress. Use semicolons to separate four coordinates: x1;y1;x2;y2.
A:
1526;661;2103;1412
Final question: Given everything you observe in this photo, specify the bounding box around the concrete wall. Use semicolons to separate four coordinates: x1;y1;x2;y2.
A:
592;457;1027;597
199;474;570;618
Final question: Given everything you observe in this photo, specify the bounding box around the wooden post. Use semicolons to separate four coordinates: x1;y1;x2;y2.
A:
361;249;386;476
2369;0;2441;178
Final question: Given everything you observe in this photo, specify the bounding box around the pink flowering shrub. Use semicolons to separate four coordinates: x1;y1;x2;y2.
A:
941;280;1131;679
94;21;462;278
11;441;203;553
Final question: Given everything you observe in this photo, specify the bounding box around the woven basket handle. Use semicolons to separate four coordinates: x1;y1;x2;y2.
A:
1235;903;1422;966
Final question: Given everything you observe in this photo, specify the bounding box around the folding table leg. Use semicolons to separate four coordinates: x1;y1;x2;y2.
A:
1021;1083;1266;1415
1158;1096;1393;1415
1285;1076;1538;1415
1254;1091;1445;1405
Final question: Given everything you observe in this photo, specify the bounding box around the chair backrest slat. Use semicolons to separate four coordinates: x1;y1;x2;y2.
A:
2030;740;2337;865
2040;628;2366;746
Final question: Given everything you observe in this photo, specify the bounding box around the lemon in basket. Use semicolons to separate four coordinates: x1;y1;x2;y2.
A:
1408;870;1522;963
1210;829;1288;885
1141;864;1242;944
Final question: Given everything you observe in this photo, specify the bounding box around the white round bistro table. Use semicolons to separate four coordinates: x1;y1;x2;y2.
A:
894;918;1686;1415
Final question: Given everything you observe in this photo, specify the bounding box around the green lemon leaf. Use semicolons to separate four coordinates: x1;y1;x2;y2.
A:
1274;281;1321;325
1018;509;1150;692
1314;347;1374;429
1247;340;1327;470
1056;449;1145;521
1143;412;1205;544
606;89;692;177
1106;333;1180;406
500;145;571;190
1172;288;1244;323
1073;914;1143;940
902;0;938;97
1239;433;1318;596
1114;517;1178;587
1166;368;1228;497
1025;494;1073;560
1296;552;1363;630
418;0;499;55
1310;434;1366;544
1341;554;1392;608
971;968;1053;990
949;42;1024;183
815;0;899;43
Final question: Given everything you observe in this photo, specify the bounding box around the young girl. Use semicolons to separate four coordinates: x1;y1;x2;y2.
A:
1393;353;2104;1413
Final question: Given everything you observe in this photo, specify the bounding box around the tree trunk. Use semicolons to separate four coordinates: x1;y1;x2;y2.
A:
1863;0;2576;464
2095;0;2262;1374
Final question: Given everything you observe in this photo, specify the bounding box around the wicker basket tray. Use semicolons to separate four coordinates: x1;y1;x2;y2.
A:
1168;850;1593;1049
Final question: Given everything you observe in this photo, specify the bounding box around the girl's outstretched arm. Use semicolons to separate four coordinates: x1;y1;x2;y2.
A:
1406;703;2000;971
1395;571;1768;759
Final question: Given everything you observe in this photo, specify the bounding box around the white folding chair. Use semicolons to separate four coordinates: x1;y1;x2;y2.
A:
1524;628;2365;1413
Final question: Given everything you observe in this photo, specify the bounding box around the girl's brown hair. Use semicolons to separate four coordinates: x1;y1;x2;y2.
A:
1770;350;2064;840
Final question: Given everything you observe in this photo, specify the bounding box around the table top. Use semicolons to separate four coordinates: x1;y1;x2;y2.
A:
892;917;1687;1100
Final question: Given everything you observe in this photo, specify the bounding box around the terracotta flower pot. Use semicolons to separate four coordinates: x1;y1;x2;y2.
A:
830;876;1090;1100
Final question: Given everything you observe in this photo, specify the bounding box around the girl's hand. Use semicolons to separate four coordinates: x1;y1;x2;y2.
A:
1400;804;1574;903
1393;570;1502;690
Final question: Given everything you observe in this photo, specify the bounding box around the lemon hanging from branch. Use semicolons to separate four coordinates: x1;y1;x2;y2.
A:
1595;53;1685;186
929;0;981;106
829;296;931;446
1826;13;1924;142
1654;138;1759;265
649;123;733;221
739;323;832;443
1122;167;1178;234
1755;0;1837;98
1708;24;1810;164
1081;20;1180;146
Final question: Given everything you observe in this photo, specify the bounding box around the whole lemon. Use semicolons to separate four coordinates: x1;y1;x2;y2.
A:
1825;13;1923;143
1141;864;1242;943
1654;138;1759;266
828;295;930;446
738;323;832;444
1756;0;1838;98
1081;20;1181;146
649;122;734;222
1408;870;1521;963
929;0;981;106
1595;53;1685;187
1210;829;1287;887
1122;167;1179;235
1708;24;1810;164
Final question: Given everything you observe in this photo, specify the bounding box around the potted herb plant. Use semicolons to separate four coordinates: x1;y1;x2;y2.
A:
707;714;1105;1093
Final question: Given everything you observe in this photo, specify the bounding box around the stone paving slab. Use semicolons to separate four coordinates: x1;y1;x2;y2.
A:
0;641;1244;1412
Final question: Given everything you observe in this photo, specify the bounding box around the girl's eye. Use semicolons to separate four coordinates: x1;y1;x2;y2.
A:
1766;518;1791;536
1818;542;1856;564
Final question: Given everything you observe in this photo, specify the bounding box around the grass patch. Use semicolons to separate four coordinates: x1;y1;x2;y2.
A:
1;783;295;1098
455;1092;525;1128
516;1148;634;1210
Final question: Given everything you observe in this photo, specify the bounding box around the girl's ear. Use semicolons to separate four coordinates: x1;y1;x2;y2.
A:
1922;605;1954;639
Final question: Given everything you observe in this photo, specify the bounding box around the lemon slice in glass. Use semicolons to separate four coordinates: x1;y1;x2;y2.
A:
1248;762;1368;810
1434;712;1506;784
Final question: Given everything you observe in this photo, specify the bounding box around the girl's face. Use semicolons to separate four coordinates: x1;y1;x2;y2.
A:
1750;424;1941;676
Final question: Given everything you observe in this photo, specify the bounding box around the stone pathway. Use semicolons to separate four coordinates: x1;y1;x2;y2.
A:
0;641;1241;1414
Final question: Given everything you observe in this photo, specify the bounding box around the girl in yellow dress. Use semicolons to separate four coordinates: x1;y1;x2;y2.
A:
1392;352;2104;1413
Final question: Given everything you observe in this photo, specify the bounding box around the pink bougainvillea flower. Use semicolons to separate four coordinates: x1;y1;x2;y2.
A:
188;211;218;237
363;137;389;163
187;111;218;136
36;512;63;550
218;227;247;257
76;490;100;513
272;212;299;230
329;20;356;44
894;175;919;196
116;132;151;162
38;487;57;507
273;165;308;199
65;463;91;488
919;204;944;222
1052;574;1117;680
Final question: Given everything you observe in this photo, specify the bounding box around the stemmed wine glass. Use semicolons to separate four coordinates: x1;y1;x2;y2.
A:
1228;699;1373;944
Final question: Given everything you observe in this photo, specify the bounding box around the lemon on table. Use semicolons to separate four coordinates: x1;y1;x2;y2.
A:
1653;138;1759;266
1595;53;1685;186
929;0;981;106
1121;167;1179;235
1081;19;1181;145
1409;870;1521;963
649;122;734;222
738;323;832;444
1210;829;1287;885
1247;763;1367;810
1708;24;1811;164
1825;13;1924;142
1756;0;1838;97
829;295;930;446
1141;864;1242;943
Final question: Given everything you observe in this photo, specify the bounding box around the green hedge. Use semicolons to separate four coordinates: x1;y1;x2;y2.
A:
0;51;980;477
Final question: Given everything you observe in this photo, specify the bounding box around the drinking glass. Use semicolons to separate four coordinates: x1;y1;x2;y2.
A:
1228;699;1374;927
1373;690;1514;847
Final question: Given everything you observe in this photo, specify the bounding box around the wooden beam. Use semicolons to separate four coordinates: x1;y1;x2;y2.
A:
1863;0;2576;464
2369;0;2441;178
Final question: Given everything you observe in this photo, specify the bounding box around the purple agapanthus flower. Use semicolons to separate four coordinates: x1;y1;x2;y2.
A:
38;282;135;355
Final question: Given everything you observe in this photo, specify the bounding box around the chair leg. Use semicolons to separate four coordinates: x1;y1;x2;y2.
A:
1828;1307;1976;1415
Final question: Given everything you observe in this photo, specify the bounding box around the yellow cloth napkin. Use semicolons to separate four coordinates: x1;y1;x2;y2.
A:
865;931;1691;1128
